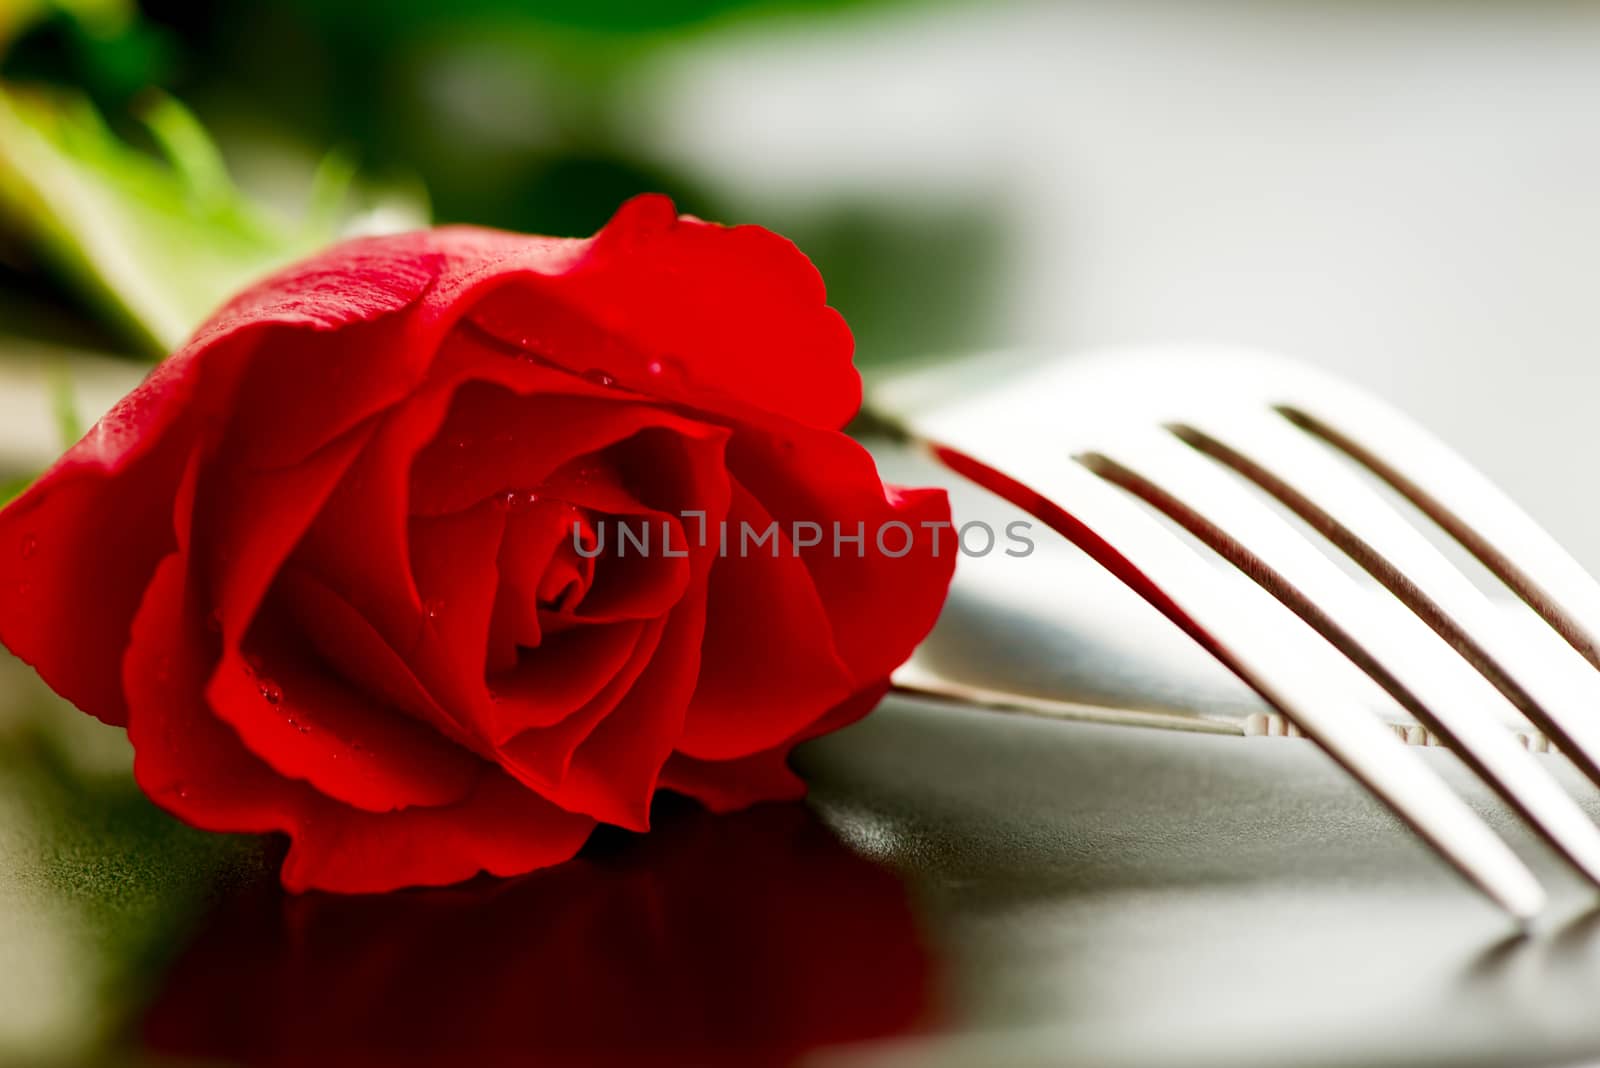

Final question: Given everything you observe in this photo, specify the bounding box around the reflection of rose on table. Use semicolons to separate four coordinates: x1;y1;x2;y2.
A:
141;799;938;1067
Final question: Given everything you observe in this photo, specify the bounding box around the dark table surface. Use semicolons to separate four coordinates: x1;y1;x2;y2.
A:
8;660;1600;1068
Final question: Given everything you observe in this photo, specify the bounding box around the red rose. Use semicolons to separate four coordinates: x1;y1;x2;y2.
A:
0;195;954;892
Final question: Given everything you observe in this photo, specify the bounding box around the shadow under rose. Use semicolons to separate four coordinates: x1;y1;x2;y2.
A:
138;798;938;1067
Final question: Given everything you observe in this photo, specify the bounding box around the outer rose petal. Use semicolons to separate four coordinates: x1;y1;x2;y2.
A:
0;232;442;727
208;623;482;814
279;769;595;895
676;481;857;760
456;194;860;430
661;682;890;812
127;555;311;838
726;428;956;686
126;553;594;893
272;564;480;753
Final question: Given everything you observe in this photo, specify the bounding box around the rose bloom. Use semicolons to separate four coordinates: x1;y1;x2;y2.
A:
0;196;954;892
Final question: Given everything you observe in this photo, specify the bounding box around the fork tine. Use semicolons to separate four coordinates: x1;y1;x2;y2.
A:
1174;411;1600;789
1279;383;1600;671
929;441;1547;919
1083;430;1600;886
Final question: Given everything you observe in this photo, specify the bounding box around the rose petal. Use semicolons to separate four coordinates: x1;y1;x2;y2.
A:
464;194;859;430
487;621;647;740
223;314;436;469
503;423;733;823
493;439;729;825
495;617;667;795
126;553;594;894
676;480;857;760
405;500;509;739
572;511;691;622
726;428;956;686
0;331;256;725
10;227;444;725
272;564;479;752
487;501;588;662
545;589;707;829
290;385;456;654
125;553;307;835
194;231;442;343
206;620;481;813
197;419;379;642
408;381;723;519
661;682;890;812
279;767;595;895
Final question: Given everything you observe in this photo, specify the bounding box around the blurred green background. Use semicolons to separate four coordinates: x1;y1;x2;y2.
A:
0;0;1007;369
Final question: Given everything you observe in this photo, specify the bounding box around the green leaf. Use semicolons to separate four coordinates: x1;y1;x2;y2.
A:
0;86;422;357
132;89;233;207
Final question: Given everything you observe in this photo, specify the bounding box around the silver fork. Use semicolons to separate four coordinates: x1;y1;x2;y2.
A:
870;345;1600;921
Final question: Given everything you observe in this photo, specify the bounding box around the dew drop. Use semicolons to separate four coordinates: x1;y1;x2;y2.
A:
259;681;283;705
424;599;443;622
176;785;192;800
19;534;37;559
582;368;617;388
645;359;664;376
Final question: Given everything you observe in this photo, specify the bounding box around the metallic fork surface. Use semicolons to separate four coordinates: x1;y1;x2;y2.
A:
871;345;1600;920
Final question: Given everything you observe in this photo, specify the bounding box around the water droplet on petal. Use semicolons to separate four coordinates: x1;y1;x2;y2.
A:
19;534;37;559
424;599;443;621
582;368;616;388
259;681;283;705
645;359;664;376
176;785;192;800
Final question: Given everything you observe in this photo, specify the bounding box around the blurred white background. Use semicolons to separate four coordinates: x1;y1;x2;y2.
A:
626;0;1600;562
